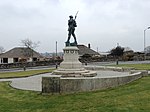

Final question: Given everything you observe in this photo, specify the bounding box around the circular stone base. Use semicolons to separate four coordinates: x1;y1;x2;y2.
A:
52;68;97;77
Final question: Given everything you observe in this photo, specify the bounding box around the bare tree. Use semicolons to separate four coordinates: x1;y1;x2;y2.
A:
0;46;5;54
21;38;40;49
21;38;40;62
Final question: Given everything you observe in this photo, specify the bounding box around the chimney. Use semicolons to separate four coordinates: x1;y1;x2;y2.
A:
88;43;91;49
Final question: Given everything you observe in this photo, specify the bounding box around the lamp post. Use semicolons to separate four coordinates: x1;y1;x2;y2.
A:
144;27;150;60
56;41;57;57
55;41;58;69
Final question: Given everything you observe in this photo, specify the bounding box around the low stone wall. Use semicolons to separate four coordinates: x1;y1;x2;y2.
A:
60;72;142;93
130;70;148;76
85;66;134;72
42;71;144;94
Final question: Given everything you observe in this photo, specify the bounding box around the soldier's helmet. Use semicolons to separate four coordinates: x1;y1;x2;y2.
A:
69;15;73;18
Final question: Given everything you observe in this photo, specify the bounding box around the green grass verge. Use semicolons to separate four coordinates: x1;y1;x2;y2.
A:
0;76;150;112
0;69;54;79
115;64;150;70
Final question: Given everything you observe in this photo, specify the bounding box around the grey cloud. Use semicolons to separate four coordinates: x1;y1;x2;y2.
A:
0;0;150;52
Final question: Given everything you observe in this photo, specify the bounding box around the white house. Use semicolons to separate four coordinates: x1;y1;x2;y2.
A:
0;47;43;64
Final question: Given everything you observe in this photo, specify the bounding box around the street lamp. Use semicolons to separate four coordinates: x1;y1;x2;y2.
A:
144;27;150;60
55;41;58;69
56;41;57;57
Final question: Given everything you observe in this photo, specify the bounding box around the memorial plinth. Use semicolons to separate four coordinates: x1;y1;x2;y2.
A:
52;46;97;77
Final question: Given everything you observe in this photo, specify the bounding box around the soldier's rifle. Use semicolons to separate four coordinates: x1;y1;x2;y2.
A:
74;11;79;20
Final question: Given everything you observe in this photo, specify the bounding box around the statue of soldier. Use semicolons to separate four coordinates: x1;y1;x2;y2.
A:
66;15;77;45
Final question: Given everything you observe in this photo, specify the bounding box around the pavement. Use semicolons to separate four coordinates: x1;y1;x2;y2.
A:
10;73;52;91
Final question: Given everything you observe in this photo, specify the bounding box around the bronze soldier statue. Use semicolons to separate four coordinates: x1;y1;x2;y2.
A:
66;13;78;46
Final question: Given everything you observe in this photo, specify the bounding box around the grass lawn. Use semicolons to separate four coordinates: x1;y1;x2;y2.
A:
0;69;54;79
0;76;150;112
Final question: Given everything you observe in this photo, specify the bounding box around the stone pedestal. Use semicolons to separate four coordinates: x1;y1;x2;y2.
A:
52;46;97;77
60;46;83;69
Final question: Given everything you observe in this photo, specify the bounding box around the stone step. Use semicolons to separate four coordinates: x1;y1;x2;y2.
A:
81;71;97;77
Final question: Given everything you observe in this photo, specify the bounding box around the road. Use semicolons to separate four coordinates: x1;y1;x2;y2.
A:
0;65;55;73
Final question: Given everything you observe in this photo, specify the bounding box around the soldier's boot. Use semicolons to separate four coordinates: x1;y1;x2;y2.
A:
66;36;71;43
72;34;77;44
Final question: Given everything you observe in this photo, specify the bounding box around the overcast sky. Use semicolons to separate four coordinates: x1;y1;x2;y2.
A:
0;0;150;53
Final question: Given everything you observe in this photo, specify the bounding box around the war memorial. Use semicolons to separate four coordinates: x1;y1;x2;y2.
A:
52;14;97;77
40;15;148;94
7;14;148;94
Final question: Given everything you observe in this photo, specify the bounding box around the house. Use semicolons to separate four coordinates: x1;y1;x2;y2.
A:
77;44;100;57
0;47;43;64
122;47;134;61
77;44;100;62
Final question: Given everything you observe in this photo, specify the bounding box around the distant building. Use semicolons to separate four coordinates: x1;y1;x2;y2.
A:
124;47;133;52
123;47;134;61
77;44;100;62
0;47;43;64
144;46;150;54
77;44;100;57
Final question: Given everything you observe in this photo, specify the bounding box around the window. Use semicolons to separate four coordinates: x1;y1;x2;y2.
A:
3;58;8;63
33;58;37;61
13;58;19;63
